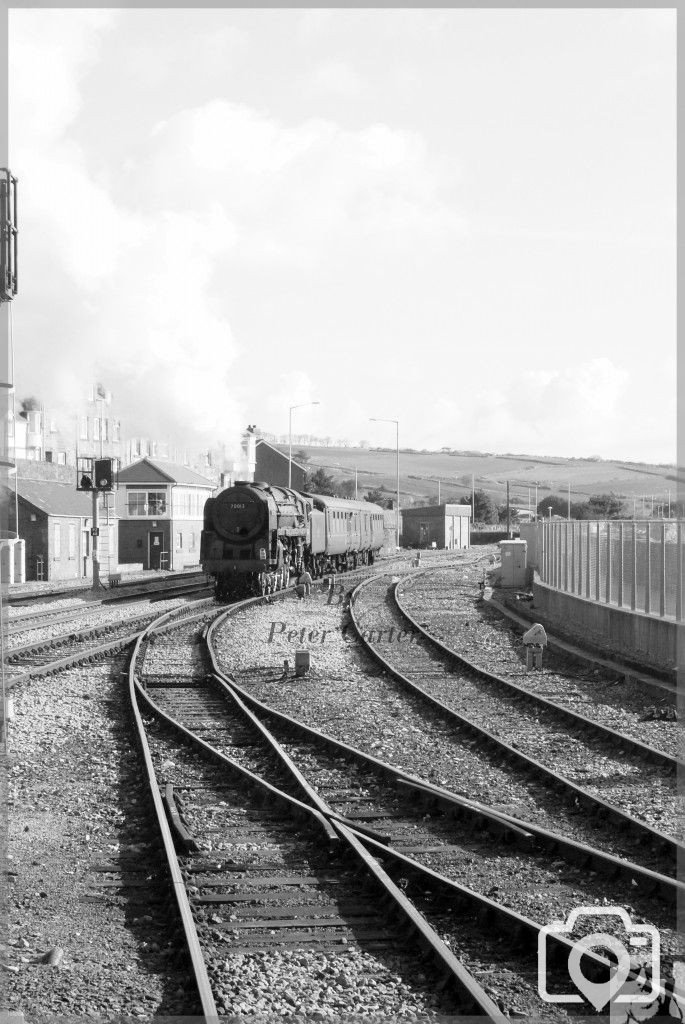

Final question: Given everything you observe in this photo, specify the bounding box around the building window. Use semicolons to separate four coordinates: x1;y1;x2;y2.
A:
176;532;182;551
126;490;167;517
57;452;66;465
68;524;76;559
148;491;166;515
102;419;109;442
93;417;100;441
80;417;89;440
113;420;120;442
53;523;61;559
45;451;53;463
189;532;195;551
128;492;146;516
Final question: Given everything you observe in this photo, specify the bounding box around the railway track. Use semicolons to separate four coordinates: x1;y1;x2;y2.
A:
129;599;506;1019
203;576;683;1011
3;597;216;689
133;592;679;1018
350;575;681;867
399;566;679;752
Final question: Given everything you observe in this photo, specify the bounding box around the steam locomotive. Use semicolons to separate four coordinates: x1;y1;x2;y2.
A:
200;480;386;598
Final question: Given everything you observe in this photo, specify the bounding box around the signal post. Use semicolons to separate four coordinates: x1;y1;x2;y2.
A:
77;457;116;590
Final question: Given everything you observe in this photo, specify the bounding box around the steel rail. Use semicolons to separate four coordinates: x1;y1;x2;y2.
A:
128;620;219;1021
206;660;681;902
395;573;681;770
7;569;208;605
345;827;674;1009
5;595;218;689
350;575;683;866
331;819;508;1021
138;606;506;1020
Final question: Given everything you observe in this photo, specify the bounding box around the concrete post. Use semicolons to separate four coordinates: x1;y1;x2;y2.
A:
677;521;683;622
618;520;622;606
606;523;612;604
586;521;591;598
570;521;575;594
645;522;651;615
631;522;637;611
660;521;666;617
595;523;601;601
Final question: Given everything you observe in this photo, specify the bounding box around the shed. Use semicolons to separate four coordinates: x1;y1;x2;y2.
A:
401;502;471;550
116;458;215;570
4;478;119;581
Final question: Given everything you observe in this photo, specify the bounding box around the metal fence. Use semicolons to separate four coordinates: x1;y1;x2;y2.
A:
538;520;684;622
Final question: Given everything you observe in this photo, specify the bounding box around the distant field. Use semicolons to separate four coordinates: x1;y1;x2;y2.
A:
279;445;682;510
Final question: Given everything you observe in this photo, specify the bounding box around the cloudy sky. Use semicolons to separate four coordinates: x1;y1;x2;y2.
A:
9;8;676;463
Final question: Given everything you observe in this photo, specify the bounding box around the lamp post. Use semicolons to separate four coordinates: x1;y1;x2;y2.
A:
370;417;400;549
289;401;319;488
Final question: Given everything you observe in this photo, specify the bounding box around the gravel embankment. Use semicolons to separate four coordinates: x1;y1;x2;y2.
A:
209;573;683;1011
210;581;672;861
397;565;681;759
4;658;194;1020
352;576;679;838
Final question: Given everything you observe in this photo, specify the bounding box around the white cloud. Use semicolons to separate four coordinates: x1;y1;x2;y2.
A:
137;101;464;268
309;60;363;98
9;10;117;148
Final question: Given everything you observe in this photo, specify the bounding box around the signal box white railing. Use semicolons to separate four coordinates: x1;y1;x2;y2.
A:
538;520;684;622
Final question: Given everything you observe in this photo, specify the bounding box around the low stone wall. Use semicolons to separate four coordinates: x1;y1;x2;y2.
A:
532;575;680;680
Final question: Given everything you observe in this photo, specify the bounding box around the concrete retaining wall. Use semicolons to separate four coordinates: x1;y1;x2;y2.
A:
532;574;680;677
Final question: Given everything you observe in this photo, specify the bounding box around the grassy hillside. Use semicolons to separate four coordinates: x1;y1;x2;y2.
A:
279;445;682;513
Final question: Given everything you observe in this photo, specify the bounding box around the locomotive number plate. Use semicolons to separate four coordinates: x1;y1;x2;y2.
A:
228;502;247;509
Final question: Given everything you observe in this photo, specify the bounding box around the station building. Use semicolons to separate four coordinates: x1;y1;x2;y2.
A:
5;478;118;581
116;458;215;571
401;502;471;550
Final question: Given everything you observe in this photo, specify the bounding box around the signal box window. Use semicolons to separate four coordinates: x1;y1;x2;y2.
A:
127;490;167;516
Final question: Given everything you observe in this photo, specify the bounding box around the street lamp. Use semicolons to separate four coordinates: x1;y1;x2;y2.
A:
289;402;319;488
370;417;400;549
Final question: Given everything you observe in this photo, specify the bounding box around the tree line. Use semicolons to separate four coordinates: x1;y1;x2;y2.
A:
301;468;680;522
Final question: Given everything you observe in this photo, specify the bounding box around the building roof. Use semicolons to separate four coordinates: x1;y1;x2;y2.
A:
117;457;215;487
10;478;95;518
255;438;307;474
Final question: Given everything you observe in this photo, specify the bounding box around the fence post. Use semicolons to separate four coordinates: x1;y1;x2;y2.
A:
606;522;612;604
660;521;666;617
617;522;624;608
595;522;601;601
677;521;683;622
645;522;651;615
570;521;575;593
631;521;637;611
586;521;591;598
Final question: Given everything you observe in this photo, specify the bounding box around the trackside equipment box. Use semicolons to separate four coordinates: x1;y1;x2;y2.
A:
499;539;527;587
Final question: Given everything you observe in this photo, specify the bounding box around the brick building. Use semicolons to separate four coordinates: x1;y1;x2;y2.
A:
116;458;215;571
401;502;471;550
6;478;118;581
254;439;307;490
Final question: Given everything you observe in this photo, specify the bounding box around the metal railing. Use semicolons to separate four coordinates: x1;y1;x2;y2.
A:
538;520;684;622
